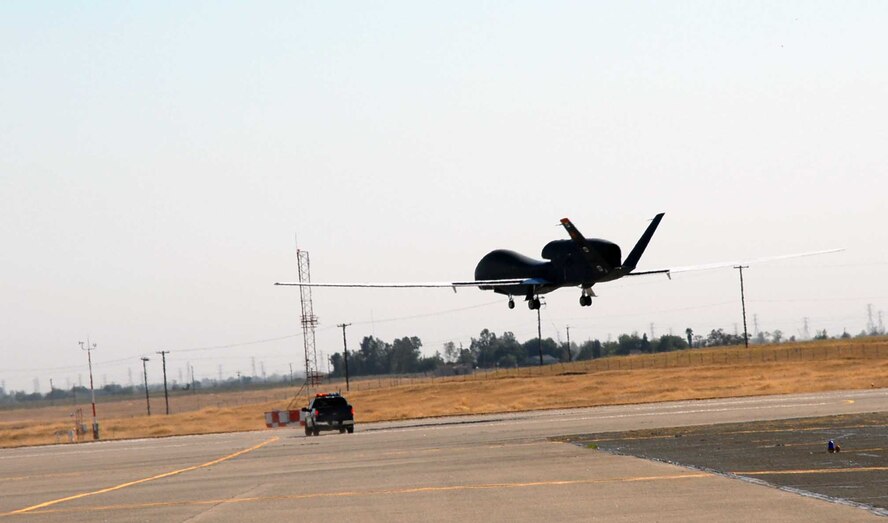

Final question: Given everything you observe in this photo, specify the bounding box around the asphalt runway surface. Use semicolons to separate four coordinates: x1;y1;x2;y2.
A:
1;389;886;522
567;412;888;516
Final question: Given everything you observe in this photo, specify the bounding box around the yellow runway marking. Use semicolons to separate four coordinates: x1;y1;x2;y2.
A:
3;436;278;516
734;466;888;476
6;472;710;516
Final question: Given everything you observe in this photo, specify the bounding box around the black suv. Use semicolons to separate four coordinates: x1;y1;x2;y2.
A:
303;393;355;436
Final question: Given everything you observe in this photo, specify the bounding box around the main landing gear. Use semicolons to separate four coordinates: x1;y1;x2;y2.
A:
507;296;540;310
507;287;541;310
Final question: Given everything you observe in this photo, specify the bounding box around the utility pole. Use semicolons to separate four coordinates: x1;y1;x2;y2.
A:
156;350;170;415
566;325;572;363
734;266;750;348
78;340;100;439
337;323;352;391
867;304;875;334
140;357;151;416
190;364;196;393
289;363;294;384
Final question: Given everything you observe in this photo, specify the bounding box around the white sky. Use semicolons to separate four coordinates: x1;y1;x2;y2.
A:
2;1;886;393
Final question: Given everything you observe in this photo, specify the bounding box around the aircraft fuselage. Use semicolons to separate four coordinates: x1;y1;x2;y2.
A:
474;238;624;297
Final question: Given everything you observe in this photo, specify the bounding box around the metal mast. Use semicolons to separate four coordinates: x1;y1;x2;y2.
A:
297;248;322;396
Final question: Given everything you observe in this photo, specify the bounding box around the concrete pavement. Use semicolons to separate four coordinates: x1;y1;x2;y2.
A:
1;388;886;521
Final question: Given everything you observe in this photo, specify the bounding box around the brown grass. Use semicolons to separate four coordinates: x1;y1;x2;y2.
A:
2;338;886;448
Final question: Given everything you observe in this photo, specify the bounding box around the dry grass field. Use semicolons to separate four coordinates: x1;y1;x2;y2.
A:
2;337;886;448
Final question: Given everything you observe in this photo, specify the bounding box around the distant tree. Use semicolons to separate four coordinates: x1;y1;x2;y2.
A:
640;333;651;353
577;341;595;360
577;339;603;360
45;387;70;400
389;336;422;373
558;340;574;362
15;391;42;401
840;330;851;339
456;344;476;366
329;352;345;377
655;335;687;352
616;333;641;355
772;330;783;344
443;341;459;363
417;352;444;373
521;337;559;363
592;339;602;359
685;328;693;348
471;329;526;368
357;336;390;375
471;329;498;368
814;329;829;340
101;383;130;395
704;328;745;347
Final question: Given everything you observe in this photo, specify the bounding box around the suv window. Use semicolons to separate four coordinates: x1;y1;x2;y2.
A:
312;397;347;409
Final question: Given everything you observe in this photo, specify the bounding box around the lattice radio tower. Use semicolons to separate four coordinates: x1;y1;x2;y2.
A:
297;248;322;395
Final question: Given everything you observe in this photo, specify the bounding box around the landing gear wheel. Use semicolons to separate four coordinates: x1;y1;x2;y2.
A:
580;295;592;307
508;298;515;309
313;428;320;436
347;426;354;434
528;298;541;310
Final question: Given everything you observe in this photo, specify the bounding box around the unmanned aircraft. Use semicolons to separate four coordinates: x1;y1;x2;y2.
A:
275;213;841;310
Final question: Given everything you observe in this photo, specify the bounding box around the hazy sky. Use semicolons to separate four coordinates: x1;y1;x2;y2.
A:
2;1;886;393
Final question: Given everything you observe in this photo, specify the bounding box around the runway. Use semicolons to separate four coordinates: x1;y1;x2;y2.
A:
2;389;886;521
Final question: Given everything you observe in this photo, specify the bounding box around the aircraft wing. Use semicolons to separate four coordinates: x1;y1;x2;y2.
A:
274;278;541;288
625;248;844;277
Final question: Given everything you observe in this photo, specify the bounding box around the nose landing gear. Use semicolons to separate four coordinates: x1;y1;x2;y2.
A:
508;297;515;309
579;287;595;307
